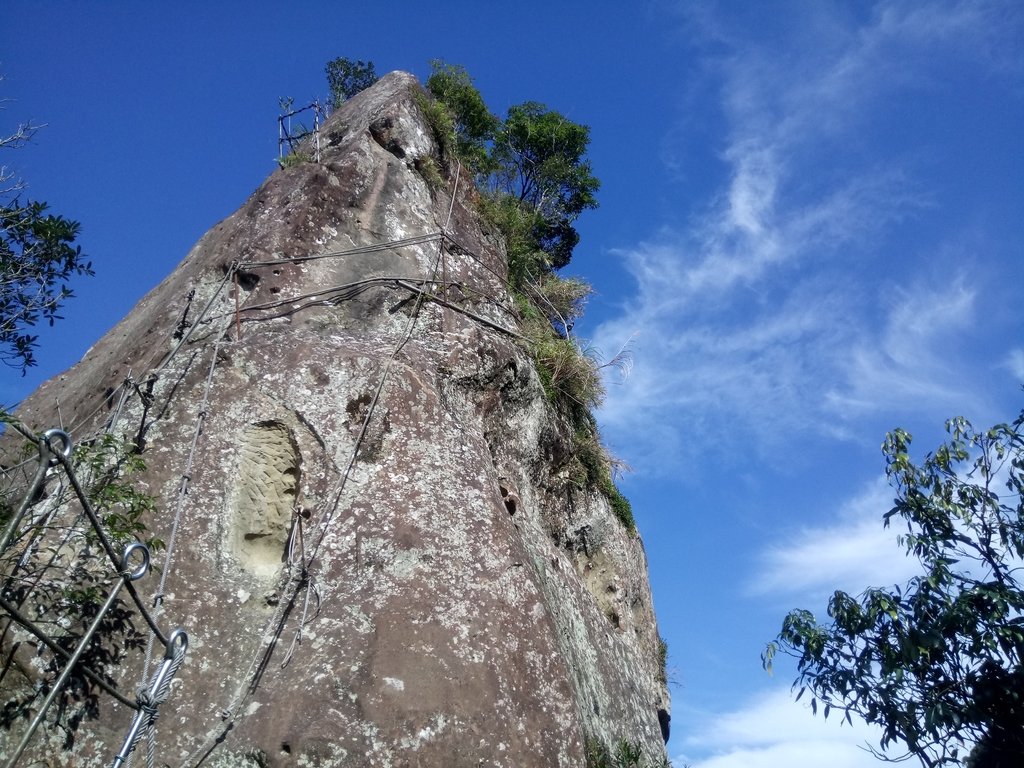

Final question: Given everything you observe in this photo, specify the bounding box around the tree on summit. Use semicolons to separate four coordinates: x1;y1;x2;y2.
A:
492;101;599;267
419;61;599;277
425;60;498;176
325;57;378;108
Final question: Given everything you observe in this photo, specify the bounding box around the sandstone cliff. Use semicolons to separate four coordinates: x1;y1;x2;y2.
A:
1;72;669;767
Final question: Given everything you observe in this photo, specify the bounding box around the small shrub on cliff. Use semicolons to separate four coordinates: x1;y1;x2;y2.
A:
530;274;592;336
657;636;669;686
572;427;636;533
478;192;550;285
525;320;604;413
413;155;445;190
513;272;600;415
414;90;458;167
425;60;498;176
586;738;670;768
277;151;310;169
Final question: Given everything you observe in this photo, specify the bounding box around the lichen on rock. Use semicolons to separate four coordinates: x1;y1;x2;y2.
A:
1;71;669;767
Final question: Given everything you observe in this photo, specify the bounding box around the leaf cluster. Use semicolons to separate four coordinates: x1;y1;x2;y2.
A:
492;101;599;270
325;57;378;109
1;200;92;373
424;61;498;176
585;738;669;768
74;432;161;549
0;428;154;737
509;274;600;412
421;60;599;278
765;410;1024;767
0;564;143;745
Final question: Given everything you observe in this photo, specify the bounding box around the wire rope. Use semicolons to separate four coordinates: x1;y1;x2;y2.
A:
181;162;464;767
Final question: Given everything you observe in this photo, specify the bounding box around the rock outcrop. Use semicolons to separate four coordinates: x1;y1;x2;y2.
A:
2;72;669;767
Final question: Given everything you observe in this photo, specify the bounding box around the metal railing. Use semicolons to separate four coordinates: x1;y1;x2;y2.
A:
0;423;187;768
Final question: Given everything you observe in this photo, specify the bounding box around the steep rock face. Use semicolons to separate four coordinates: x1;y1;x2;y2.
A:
3;72;669;766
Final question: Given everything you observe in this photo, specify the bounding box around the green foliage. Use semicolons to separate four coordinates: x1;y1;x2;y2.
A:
413;155;445;190
425;60;498;176
586;738;669;768
414;90;458;166
492;101;600;270
478;193;549;285
523;311;603;413
572;426;636;533
325;57;378;108
530;273;592;336
477;102;599;279
2;80;92;373
0;425;157;733
764;410;1024;767
277;151;310;169
75;432;161;549
657;636;669;686
417;61;599;277
604;477;635;533
1;200;92;373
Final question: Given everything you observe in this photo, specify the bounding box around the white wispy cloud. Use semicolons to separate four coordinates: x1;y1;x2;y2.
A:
595;1;1017;473
1004;348;1024;384
596;243;984;471
823;276;981;419
617;4;1021;767
687;741;878;768
749;478;921;602
679;687;885;768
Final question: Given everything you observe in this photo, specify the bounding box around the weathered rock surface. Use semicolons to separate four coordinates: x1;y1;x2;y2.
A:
2;72;669;766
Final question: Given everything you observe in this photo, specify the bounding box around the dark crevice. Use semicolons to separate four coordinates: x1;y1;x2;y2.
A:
368;117;406;159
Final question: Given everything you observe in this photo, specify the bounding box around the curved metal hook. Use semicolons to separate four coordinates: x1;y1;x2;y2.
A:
41;428;72;466
120;542;151;581
164;627;189;659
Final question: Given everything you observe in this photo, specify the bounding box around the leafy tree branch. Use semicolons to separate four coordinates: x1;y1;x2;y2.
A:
765;409;1024;767
325;58;378;109
1;78;92;374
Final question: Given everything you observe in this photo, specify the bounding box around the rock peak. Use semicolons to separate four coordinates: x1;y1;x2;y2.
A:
2;68;669;767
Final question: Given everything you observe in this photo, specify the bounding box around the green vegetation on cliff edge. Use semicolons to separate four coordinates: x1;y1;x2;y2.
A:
412;60;632;532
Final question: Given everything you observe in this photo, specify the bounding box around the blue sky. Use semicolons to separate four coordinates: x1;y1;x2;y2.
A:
3;2;1022;765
